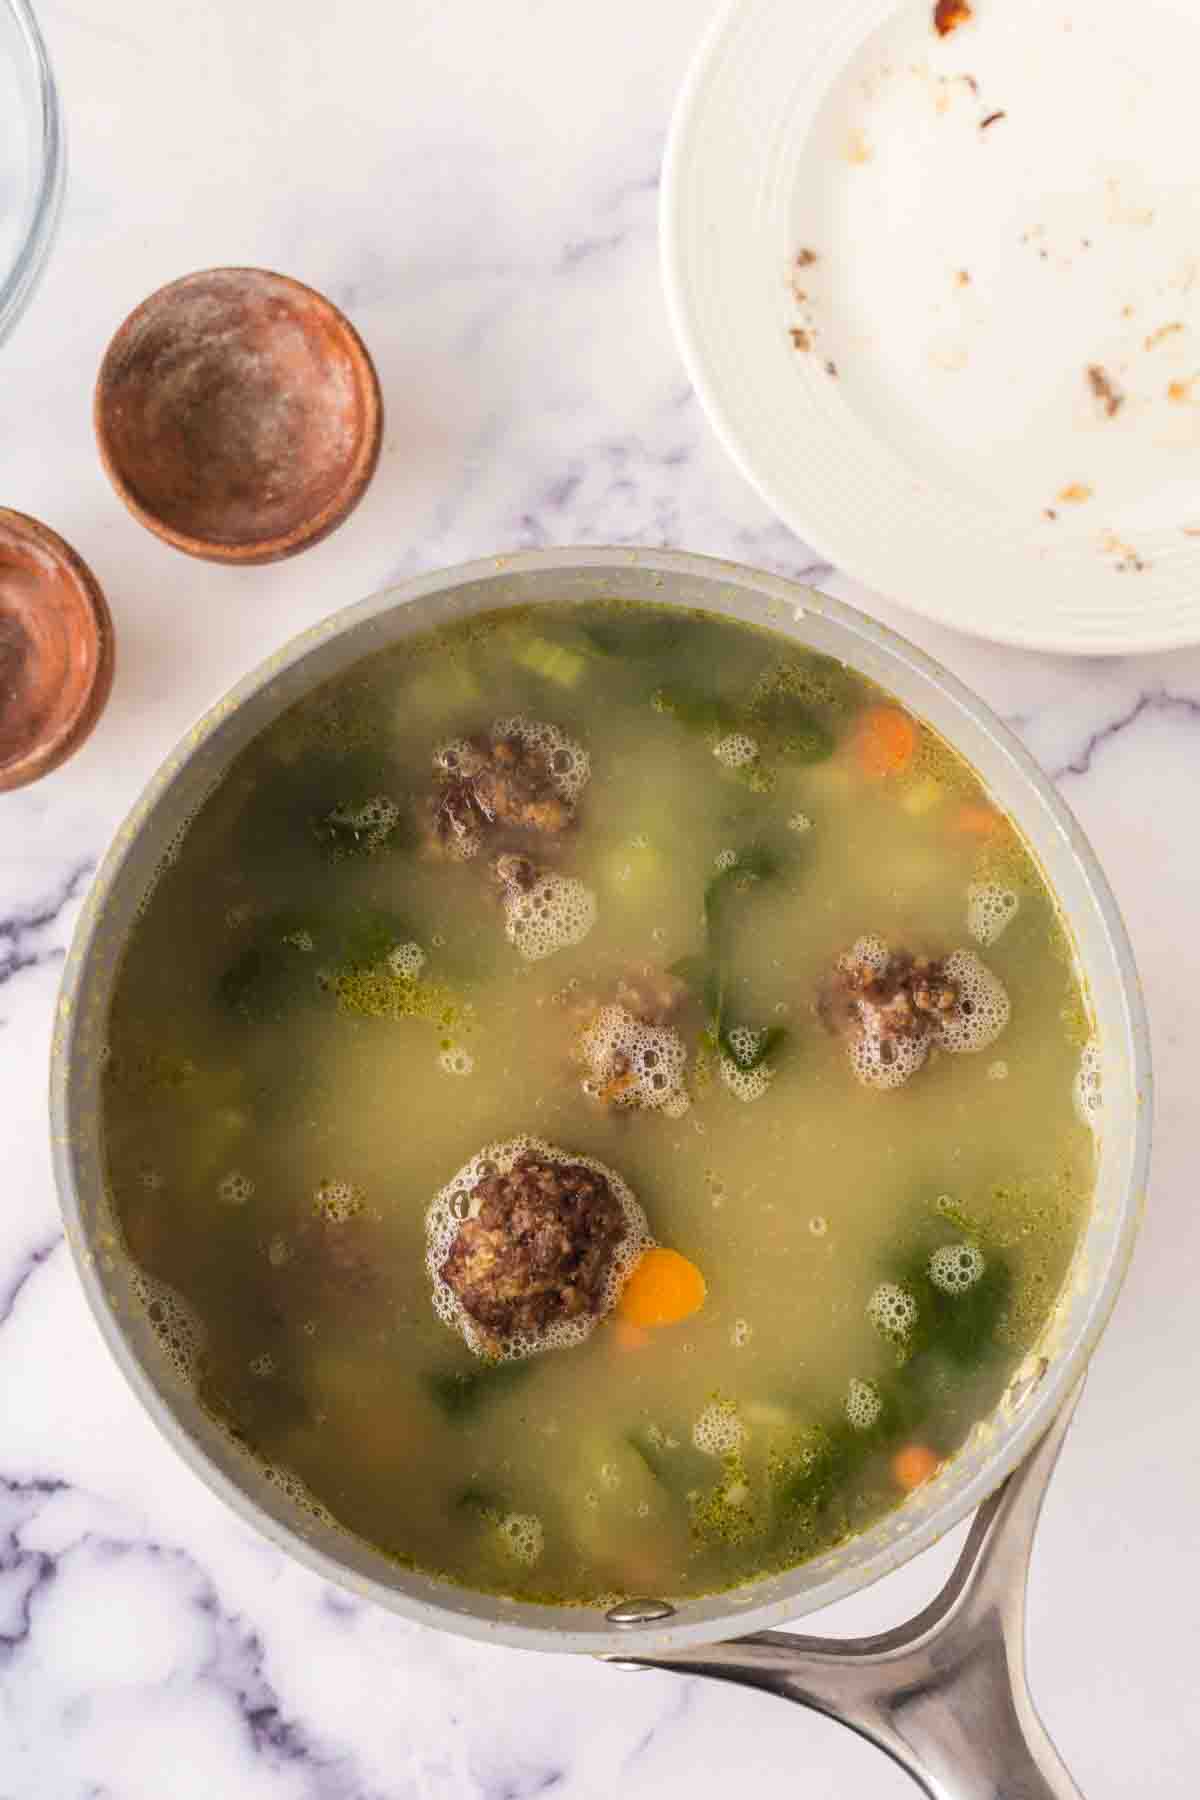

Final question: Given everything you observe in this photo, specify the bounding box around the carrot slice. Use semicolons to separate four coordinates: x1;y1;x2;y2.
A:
855;705;917;777
892;1444;941;1492
955;802;1001;837
611;1317;651;1352
618;1248;707;1328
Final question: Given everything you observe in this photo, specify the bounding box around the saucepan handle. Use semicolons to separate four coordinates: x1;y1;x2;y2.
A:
608;1382;1086;1800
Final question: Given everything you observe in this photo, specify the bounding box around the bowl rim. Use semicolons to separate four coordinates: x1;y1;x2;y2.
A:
49;546;1152;1655
0;0;65;350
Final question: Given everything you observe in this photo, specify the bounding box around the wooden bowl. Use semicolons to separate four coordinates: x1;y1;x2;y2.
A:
94;268;383;565
0;509;115;791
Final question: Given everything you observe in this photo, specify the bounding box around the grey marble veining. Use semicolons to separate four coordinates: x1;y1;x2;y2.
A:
1;1;1197;1794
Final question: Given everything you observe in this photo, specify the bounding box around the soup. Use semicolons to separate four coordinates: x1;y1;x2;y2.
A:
102;601;1096;1605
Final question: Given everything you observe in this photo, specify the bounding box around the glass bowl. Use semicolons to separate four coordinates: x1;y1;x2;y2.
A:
0;0;63;350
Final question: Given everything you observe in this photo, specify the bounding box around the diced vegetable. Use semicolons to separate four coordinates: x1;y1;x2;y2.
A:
618;1248;707;1328
855;705;917;778
892;1444;941;1491
956;803;1001;837
514;635;588;688
753;691;835;764
901;776;944;817
611;1318;651;1351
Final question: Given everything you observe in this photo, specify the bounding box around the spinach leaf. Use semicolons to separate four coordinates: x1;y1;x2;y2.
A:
424;1359;534;1421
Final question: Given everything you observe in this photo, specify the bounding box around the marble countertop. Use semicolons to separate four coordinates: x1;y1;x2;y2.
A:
3;1;1198;1793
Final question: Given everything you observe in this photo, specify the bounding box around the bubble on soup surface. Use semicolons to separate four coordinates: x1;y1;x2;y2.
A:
577;1004;690;1115
714;848;738;870
845;1377;883;1430
787;812;813;834
809;1215;828;1236
693;1399;745;1456
967;882;1019;947
1074;1039;1103;1129
713;733;759;769
138;1167;164;1191
929;1242;986;1294
217;1170;254;1206
498;1513;544;1565
326;794;401;851
731;1318;752;1348
387;941;426;980
267;1233;292;1268
848;1025;930;1091
868;1282;919;1346
934;950;1010;1054
987;1059;1008;1081
719;1055;773;1103
493;716;591;804
313;1179;364;1222
249;1353;276;1378
131;1271;206;1383
425;1137;651;1360
438;1044;475;1076
502;871;597;962
843;933;890;977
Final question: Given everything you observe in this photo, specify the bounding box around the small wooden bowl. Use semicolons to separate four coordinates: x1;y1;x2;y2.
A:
94;268;383;565
0;510;115;792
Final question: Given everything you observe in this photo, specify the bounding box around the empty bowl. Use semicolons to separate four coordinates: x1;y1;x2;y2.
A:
94;268;384;564
0;0;64;350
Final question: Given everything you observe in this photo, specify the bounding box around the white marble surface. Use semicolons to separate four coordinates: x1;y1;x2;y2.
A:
1;1;1198;1793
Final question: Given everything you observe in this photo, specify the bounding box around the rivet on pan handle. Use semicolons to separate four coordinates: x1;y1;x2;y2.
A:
605;1381;1086;1800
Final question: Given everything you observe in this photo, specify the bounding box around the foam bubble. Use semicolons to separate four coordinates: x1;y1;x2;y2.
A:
326;794;400;852
868;1282;919;1345
1074;1039;1103;1130
491;715;591;803
714;848;738;871
282;928;314;952
842;933;890;976
439;1045;475;1076
934;951;1010;1054
788;812;813;834
693;1399;745;1456
987;1060;1009;1081
498;1512;544;1565
217;1170;254;1207
845;1377;883;1430
131;1270;206;1384
719;1055;773;1102
138;1167;165;1191
501;869;597;961
713;733;759;769
425;1137;652;1360
267;1234;292;1268
255;1459;336;1527
967;883;1019;946
387;942;426;980
929;1242;986;1294
578;1004;690;1116
313;1179;364;1222
731;1318;752;1348
249;1353;276;1378
848;1026;930;1090
809;1215;828;1236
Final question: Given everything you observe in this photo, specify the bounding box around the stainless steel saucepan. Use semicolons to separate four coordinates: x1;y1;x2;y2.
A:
51;549;1150;1799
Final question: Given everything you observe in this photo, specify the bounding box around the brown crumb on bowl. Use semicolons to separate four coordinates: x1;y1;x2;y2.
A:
795;248;819;268
790;328;812;351
1043;508;1058;521
980;109;1006;130
1145;322;1185;351
1100;530;1147;574
825;359;839;378
1086;364;1124;418
1058;482;1094;504
955;269;971;287
933;0;973;37
1168;378;1193;402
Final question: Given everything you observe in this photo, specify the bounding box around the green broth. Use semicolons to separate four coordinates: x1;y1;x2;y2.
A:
102;602;1093;1604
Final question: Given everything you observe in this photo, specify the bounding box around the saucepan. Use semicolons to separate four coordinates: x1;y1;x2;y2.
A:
51;548;1150;1799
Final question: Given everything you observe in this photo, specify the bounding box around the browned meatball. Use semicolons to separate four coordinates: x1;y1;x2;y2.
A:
820;943;961;1045
440;1152;627;1351
432;733;573;856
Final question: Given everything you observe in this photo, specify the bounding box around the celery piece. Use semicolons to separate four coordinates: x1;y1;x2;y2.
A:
514;635;587;688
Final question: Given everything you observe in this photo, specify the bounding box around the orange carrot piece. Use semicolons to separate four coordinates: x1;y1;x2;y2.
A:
611;1317;651;1352
855;705;917;778
892;1444;941;1492
955;802;1001;837
618;1248;707;1328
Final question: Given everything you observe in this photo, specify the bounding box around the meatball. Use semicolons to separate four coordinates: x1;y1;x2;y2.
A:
820;943;961;1046
440;1152;628;1351
431;728;577;857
